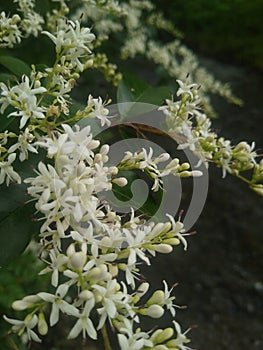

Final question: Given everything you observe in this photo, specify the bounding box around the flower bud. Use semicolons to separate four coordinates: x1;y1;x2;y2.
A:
147;290;165;306
66;244;75;257
12;300;30;311
163;238;180;246
153;345;169;350
179;171;192;177
100;144;110;155
79;290;94;301
145;304;164;318
12;14;21;23
108;264;118;277
154;244;173;254
38;312;48;335
180;162;190;170
191;170;203;177
12;295;41;310
250;184;263;196
135;282;150;299
89;140;100;149
112;177;128;187
155;327;174;343
68;252;87;270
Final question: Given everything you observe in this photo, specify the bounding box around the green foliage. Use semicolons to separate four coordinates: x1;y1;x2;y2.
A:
155;0;263;70
0;249;48;349
117;74;170;119
0;55;31;78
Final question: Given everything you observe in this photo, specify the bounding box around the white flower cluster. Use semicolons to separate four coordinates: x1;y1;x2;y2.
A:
4;123;193;348
119;147;202;191
159;79;263;193
72;0;242;115
0;11;22;48
0;75;47;129
0;0;44;47
43;20;95;72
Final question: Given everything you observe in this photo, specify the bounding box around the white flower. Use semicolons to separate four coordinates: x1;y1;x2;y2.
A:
39;250;68;287
8;128;38;161
162;280;178;317
25;161;66;198
123;227;151;266
0;153;21;185
87;95;112;126
68;298;97;340
176;79;198;99
21;11;44;37
173;321;192;350
0;76;47;129
92;279;131;329
118;319;152;350
166;214;187;250
38;284;78;326
4;314;41;343
42;20;95;71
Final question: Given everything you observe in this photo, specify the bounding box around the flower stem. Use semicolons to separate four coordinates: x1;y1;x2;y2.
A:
101;325;112;350
6;335;19;350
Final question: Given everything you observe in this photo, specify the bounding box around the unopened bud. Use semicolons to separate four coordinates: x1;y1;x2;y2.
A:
135;282;150;298
12;300;30;311
68;252;87;270
108;264;118;277
38;312;48;335
147;290;165;306
155;327;174;343
145;304;164;318
154;244;173;254
112;177;128;187
150;329;163;342
180;162;190;170
163;238;180;245
89;140;100;149
191;170;203;177
66;244;75;257
179;171;192;177
100;144;110;155
79;290;93;301
154;345;169;350
12;295;40;310
250;184;263;196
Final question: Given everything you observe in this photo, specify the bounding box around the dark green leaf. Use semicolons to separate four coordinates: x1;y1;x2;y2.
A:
0;72;15;84
0;55;31;78
0;152;45;266
0;199;40;267
112;169;163;219
117;74;170;119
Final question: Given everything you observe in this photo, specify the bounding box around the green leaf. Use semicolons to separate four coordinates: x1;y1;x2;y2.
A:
0;55;31;78
0;108;19;133
0;152;44;267
0;199;39;267
0;72;14;84
117;74;170;119
112;169;163;219
117;74;150;105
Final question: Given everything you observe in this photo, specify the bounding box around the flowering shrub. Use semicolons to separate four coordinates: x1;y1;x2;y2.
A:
0;1;262;349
